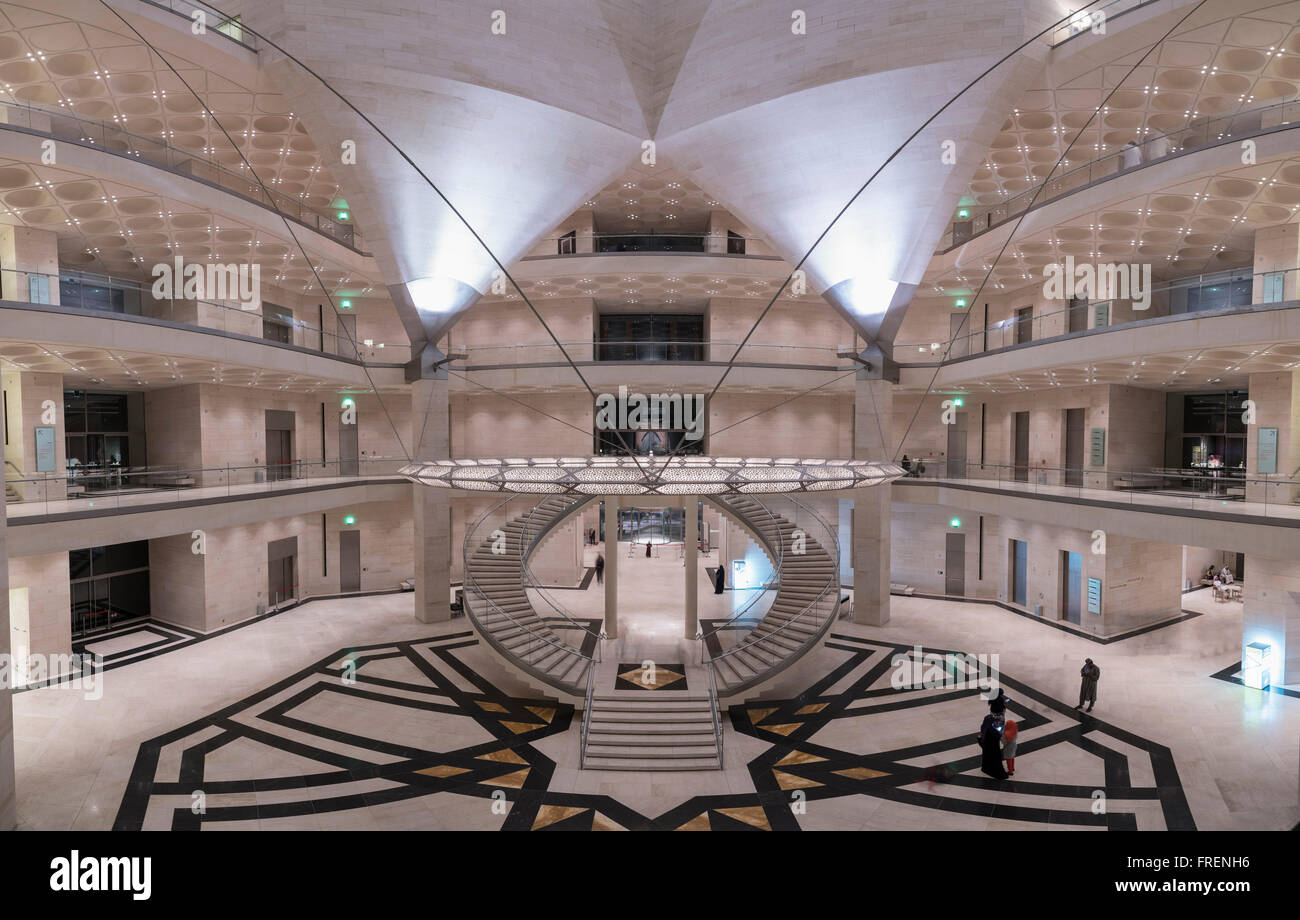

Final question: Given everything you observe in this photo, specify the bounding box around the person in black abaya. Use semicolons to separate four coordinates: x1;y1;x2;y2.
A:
978;697;1009;780
713;565;725;594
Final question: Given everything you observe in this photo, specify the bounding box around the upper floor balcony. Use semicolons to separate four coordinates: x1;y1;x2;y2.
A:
1;267;412;367
0;96;363;252
939;95;1300;254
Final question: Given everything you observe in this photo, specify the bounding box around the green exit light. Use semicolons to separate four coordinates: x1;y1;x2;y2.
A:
343;515;356;526
954;298;967;309
340;298;352;309
953;397;964;407
950;518;962;528
341;397;355;408
957;208;970;218
337;210;350;221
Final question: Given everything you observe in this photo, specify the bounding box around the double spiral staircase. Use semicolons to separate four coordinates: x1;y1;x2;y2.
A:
461;491;842;771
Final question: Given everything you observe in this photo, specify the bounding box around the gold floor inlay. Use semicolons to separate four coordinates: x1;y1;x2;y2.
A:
834;767;888;780
748;707;777;724
592;813;625;831
476;701;508;713
776;750;826;766
482;768;530;788
532;805;588;830
773;769;822;790
617;666;685;690
715;805;771;830
477;748;528;765
525;706;555;723
416;764;471;778
677;813;711;831
763;723;800;736
501;720;543;734
796;703;827;715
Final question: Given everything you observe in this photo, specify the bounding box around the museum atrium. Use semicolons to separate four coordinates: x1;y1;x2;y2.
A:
0;0;1297;834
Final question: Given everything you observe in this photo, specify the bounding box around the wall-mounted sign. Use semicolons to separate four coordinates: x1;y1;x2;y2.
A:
34;426;56;472
1087;577;1102;615
1089;428;1106;467
1257;427;1279;475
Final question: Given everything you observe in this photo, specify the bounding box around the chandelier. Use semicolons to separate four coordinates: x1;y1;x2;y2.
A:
398;456;904;495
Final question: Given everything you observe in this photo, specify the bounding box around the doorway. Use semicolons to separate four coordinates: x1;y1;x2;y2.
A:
339;408;359;476
947;410;968;478
1015;306;1034;344
265;410;295;481
1061;550;1082;624
945;532;965;595
339;529;361;592
268;536;298;608
1010;539;1028;607
1068;296;1089;333
1013;412;1030;482
1064;408;1085;486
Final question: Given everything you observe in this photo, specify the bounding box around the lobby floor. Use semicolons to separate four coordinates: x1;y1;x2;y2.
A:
10;575;1299;830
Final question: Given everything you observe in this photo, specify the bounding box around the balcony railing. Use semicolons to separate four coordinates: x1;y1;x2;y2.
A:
525;232;771;258
1;267;410;365
894;459;1300;520
899;265;1299;362
0;96;361;251
451;339;848;368
138;0;258;50
941;94;1300;253
5;458;408;515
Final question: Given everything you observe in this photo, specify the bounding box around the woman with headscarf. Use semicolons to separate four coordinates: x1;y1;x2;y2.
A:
978;696;1009;780
714;564;725;594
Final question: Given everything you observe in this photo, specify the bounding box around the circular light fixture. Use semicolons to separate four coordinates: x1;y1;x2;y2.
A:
399;456;904;496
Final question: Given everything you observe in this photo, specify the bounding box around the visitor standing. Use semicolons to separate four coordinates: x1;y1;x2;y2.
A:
595;553;604;585
1076;658;1100;712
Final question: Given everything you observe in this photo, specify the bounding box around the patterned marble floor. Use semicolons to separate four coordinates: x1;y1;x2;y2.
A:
10;585;1299;830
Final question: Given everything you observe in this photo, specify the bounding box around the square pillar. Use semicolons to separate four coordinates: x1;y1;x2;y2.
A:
412;377;451;623
684;495;698;638
853;377;893;626
603;496;619;638
0;485;16;830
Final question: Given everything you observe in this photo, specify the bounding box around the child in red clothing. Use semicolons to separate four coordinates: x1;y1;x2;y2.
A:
1002;719;1018;776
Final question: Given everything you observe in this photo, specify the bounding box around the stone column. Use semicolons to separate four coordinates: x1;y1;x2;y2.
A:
684;495;698;638
0;479;16;829
603;495;619;638
1245;371;1300;506
412;376;451;623
853;376;894;626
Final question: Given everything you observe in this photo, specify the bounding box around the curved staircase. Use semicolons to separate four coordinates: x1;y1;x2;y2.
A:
462;495;598;696
704;495;841;696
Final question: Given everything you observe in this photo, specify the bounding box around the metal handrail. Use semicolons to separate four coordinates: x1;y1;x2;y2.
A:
697;495;786;655
519;497;604;647
580;663;596;769
899;265;1296;360
706;661;724;769
0;270;410;364
461;496;594;694
709;496;842;692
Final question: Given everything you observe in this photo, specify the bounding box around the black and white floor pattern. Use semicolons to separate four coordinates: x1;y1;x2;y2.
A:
114;632;1195;830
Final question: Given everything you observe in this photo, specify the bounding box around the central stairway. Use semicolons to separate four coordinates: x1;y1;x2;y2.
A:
464;491;840;771
582;693;722;771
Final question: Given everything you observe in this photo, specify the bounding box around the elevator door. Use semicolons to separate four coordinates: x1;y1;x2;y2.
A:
268;537;298;608
1011;539;1028;606
1062;550;1082;624
340;529;361;592
947;410;968;478
1013;412;1030;482
1064;408;1085;486
945;532;965;596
